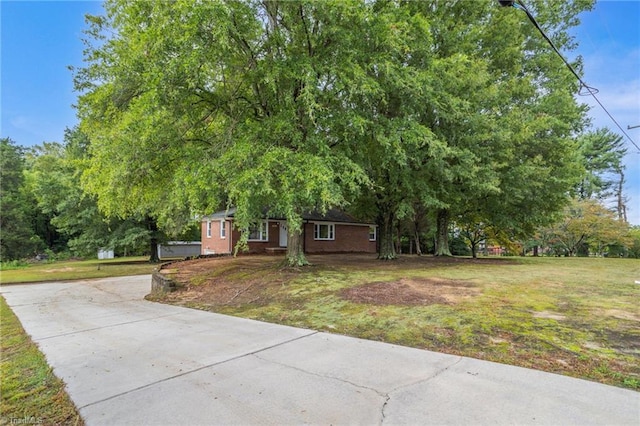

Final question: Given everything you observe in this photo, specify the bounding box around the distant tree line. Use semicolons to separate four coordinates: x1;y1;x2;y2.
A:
1;125;636;262
0;134;198;263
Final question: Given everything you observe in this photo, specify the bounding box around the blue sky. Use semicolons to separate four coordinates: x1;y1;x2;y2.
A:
1;1;102;146
569;0;640;225
2;0;639;224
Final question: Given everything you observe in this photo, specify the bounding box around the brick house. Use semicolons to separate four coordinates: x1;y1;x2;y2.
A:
201;208;377;255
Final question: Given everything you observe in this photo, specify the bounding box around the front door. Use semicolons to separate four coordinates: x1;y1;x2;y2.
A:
279;222;288;247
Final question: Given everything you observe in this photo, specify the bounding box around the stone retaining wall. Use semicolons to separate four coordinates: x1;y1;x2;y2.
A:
151;269;178;294
149;253;232;295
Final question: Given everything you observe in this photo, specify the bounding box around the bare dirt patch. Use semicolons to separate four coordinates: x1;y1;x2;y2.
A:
43;267;75;273
605;330;640;356
601;309;640;322
159;256;289;307
161;255;486;308
341;277;479;306
532;311;567;321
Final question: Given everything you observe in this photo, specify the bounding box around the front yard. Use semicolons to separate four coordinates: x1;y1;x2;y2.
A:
152;254;640;390
0;257;157;284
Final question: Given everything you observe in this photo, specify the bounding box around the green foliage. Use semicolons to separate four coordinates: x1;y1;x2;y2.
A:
23;128;157;259
74;0;595;263
450;236;471;257
0;138;45;261
0;259;31;270
575;128;626;200
75;0;376;265
375;0;591;256
25;141;97;257
623;226;640;259
539;198;631;256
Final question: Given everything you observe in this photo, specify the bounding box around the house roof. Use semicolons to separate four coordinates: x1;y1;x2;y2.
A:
205;207;374;225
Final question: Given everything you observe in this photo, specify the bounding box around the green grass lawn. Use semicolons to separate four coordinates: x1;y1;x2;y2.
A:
0;296;84;426
0;256;159;284
157;254;640;390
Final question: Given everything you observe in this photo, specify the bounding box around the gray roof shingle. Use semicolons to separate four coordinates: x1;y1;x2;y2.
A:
205;207;373;225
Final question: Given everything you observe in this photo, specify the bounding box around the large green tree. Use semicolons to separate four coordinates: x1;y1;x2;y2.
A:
24;128;152;258
540;198;630;256
76;0;371;266
423;0;592;255
0;138;44;261
575;128;627;220
75;0;593;264
333;2;439;260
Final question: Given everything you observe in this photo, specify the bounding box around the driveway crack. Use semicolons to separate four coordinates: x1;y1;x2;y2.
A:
379;394;391;425
253;353;392;424
389;356;463;394
254;353;387;396
78;330;319;410
35;313;185;341
379;356;463;425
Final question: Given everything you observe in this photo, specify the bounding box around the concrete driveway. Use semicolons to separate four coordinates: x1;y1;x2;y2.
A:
1;276;638;425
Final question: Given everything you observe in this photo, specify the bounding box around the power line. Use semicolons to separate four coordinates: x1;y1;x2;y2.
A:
498;0;640;153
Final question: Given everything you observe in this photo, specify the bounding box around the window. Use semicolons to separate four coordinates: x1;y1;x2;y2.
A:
248;221;268;241
369;225;377;241
314;223;335;240
220;220;226;239
206;221;212;238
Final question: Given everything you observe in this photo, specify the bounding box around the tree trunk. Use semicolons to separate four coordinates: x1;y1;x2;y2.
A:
414;230;422;256
147;217;160;263
434;209;452;257
378;212;397;260
411;205;426;256
285;225;309;267
470;242;477;259
616;170;627;222
149;236;160;263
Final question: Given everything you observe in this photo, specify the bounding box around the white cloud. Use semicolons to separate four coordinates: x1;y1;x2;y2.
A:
579;48;640;133
571;42;640;225
10;115;32;130
3;114;53;146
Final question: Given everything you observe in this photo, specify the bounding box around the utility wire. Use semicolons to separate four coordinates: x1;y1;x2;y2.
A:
514;1;598;95
501;0;640;153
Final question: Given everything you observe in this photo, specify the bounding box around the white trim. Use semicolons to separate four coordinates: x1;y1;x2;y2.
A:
206;220;212;238
368;225;377;241
308;220;375;227
279;221;288;247
314;223;335;240
247;220;269;242
220;220;227;239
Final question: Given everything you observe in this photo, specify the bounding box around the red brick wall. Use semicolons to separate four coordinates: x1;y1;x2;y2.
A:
203;219;376;254
233;221;280;254
304;223;376;253
201;219;232;254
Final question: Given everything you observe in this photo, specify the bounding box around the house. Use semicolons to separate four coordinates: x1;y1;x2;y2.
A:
201;208;377;255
